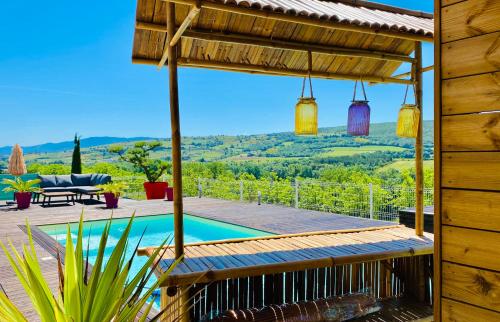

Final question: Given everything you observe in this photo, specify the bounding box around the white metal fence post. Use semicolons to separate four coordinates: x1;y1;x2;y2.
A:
197;178;202;198
239;180;244;202
257;191;262;205
294;179;299;209
369;183;374;219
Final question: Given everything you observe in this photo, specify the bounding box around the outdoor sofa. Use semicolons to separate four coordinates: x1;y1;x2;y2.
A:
35;174;111;203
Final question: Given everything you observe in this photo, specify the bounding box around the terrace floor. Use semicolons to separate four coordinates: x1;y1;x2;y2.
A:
0;197;404;319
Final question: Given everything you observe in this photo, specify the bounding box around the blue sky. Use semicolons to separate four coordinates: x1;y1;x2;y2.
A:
0;0;434;146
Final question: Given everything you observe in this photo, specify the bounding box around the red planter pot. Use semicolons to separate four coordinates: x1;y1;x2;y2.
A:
103;193;120;209
15;192;32;209
166;187;174;201
143;182;168;200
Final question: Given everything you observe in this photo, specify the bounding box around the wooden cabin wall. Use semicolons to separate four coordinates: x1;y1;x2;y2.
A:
435;0;500;321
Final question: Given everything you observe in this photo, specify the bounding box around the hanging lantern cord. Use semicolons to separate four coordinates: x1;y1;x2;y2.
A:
403;83;417;105
352;79;367;102
301;51;314;98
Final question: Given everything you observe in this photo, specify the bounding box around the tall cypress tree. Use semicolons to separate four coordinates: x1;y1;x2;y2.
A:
71;134;82;174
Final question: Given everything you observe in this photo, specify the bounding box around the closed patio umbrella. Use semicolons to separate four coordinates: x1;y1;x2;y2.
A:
8;144;27;176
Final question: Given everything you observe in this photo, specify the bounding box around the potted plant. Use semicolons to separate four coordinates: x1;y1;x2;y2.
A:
96;181;128;208
2;177;41;209
109;141;171;200
0;214;184;321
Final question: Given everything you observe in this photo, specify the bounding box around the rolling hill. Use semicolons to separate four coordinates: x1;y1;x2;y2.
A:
0;122;433;169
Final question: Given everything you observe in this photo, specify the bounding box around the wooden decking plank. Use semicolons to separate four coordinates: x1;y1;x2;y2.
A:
200;244;246;268
231;241;283;265
253;239;313;262
187;245;226;271
323;233;394;253
156;225;433;286
309;234;380;255
282;237;337;259
214;243;265;266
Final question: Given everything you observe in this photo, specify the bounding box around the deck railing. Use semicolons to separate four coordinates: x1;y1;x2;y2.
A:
114;176;433;222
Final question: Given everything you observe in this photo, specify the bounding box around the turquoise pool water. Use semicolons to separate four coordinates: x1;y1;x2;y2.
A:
39;214;272;309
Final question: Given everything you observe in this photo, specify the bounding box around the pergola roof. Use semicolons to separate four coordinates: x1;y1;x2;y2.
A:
132;0;433;83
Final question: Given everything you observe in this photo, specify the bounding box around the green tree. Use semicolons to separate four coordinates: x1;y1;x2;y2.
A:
71;134;82;174
109;141;171;182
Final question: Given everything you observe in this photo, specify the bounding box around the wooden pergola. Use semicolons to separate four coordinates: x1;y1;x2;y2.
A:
131;0;434;319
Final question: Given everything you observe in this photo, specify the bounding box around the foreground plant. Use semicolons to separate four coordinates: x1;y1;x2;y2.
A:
0;214;182;322
1;177;41;193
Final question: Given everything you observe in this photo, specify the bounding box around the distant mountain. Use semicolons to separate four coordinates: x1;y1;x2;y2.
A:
0;137;158;156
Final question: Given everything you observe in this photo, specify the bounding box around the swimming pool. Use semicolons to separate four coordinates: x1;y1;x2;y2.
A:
38;214;272;309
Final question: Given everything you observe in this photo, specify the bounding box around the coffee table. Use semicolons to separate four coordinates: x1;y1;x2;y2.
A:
41;191;76;207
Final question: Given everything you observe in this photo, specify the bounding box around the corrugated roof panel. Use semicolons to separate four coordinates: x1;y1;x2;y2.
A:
215;0;433;36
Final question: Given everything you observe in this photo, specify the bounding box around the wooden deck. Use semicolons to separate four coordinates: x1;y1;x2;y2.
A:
0;197;413;319
139;225;433;287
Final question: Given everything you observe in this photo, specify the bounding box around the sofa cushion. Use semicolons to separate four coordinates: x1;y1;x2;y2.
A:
42;187;72;193
90;174;111;186
69;186;101;193
55;175;73;187
38;175;57;188
71;174;92;186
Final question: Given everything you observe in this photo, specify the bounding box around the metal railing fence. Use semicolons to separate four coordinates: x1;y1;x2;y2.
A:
115;176;433;222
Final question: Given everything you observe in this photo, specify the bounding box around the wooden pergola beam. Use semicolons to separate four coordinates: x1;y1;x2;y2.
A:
157;4;201;69
136;21;415;63
169;4;200;47
161;0;434;42
393;65;434;79
133;57;413;84
368;65;433;85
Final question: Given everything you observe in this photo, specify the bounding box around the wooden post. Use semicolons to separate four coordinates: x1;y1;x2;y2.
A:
167;5;189;321
167;1;184;259
414;41;424;237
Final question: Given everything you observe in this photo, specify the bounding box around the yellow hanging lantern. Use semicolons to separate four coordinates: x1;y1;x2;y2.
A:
295;73;318;136
396;84;420;138
396;104;420;138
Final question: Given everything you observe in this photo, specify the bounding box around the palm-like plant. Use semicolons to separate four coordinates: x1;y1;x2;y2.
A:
0;215;183;322
2;177;41;193
96;181;129;197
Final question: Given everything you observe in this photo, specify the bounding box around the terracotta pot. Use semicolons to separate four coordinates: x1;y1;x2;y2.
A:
103;192;119;209
143;182;168;200
15;192;32;209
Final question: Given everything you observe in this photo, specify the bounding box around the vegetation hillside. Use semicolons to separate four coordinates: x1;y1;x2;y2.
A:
0;121;433;186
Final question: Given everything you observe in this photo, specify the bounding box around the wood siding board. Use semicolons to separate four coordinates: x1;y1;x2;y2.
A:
441;31;500;79
442;226;500;271
442;72;500;115
441;152;500;190
442;262;500;313
442;189;500;232
442;298;500;321
441;112;500;151
442;0;467;7
442;0;500;43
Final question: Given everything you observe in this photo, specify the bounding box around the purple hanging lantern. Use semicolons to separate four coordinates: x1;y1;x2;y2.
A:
347;80;370;136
